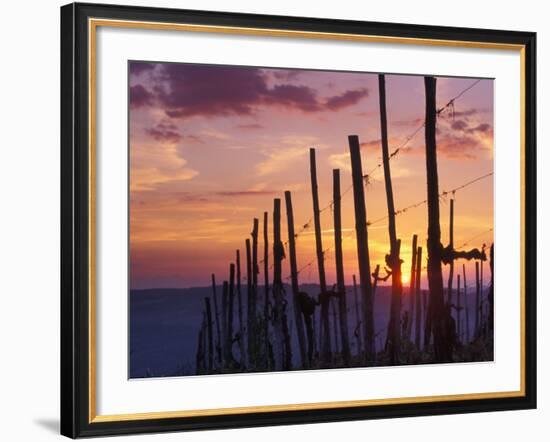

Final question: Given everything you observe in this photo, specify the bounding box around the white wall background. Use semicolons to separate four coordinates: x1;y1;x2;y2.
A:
0;0;545;440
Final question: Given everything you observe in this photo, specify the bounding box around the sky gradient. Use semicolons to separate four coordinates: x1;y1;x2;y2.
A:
129;61;494;290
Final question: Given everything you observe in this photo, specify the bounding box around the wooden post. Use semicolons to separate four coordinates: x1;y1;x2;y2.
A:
348;135;375;362
463;263;470;343
263;211;270;368
310;147;331;364
333;168;351;365
475;261;480;338
378;74;403;364
447;199;455;305
221;281;229;368
385;239;403;359
202;316;208;373
406;235;418;341
285;190;308;368
227;265;235;366
252;218;259;319
331;298;339;356
236;250;246;369
205;297;214;372
371;264;381;357
272;198;292;370
479;260;483;299
246;238;253;366
352;274;363;356
479;260;488;329
415;246;423;350
196;315;205;375
423;76;451;362
211;274;222;367
456;274;461;343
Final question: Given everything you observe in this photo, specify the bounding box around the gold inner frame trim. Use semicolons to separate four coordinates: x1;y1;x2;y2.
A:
88;17;527;424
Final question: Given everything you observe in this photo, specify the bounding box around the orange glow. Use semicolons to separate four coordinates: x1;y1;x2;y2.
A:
129;63;494;289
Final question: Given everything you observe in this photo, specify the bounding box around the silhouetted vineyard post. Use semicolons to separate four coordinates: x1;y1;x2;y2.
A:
205;297;213;372
196;314;206;374
424;76;452;362
227;265;236;366
352;274;363;355
348;135;375;362
456;274;461;342
379;74;403;364
252;218;259;321
310;148;331;365
406;234;418;341
211;274;222;366
463;263;470;343
333;168;351;365
285;190;308;368
414;246;423;349
479;260;483;299
447;198;455;304
252;219;259;360
236;250;246;369
221;280;229;367
263;211;271;368
331;299;339;356
479;260;489;333
246;238;253;366
371;263;382;355
272;198;292;370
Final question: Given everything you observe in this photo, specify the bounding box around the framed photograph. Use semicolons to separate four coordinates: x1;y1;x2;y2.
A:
60;2;536;438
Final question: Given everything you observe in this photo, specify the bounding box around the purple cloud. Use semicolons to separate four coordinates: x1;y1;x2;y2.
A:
130;63;370;118
265;84;321;112
467;123;492;134
130;85;153;109
451;119;469;131
145;122;182;143
448;117;492;135
160;64;268;117
130;62;155;76
325;88;369;110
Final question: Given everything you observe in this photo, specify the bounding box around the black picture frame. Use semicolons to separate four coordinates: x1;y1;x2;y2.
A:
61;2;537;438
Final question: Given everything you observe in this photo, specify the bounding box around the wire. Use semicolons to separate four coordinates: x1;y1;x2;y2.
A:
366;172;493;227
456;228;493;250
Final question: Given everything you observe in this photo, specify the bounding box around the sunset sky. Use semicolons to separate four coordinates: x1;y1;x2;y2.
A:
129;61;494;290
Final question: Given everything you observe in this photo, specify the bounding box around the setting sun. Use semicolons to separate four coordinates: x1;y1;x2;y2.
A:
402;273;410;285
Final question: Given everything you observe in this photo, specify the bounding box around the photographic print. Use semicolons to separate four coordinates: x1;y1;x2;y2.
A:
128;61;494;378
